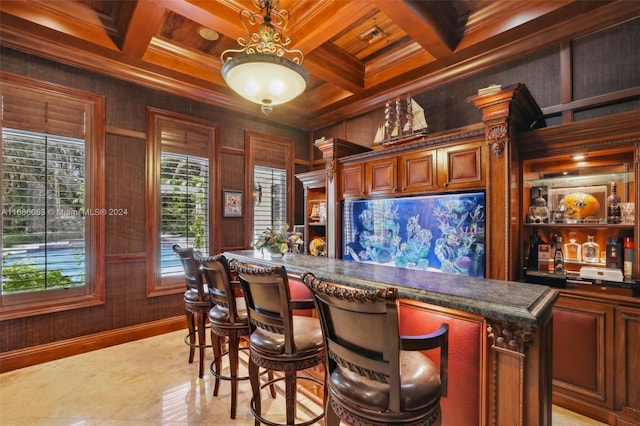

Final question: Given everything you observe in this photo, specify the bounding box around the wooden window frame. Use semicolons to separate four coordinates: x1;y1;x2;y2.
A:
0;72;106;320
145;108;219;297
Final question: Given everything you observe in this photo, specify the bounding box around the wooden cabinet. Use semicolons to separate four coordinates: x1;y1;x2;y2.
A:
399;149;436;193
552;294;615;410
339;136;486;199
366;157;397;196
341;163;365;198
437;141;485;190
313;137;371;259
516;110;640;425
614;304;640;426
521;145;637;279
551;291;640;425
342;158;398;198
296;170;327;255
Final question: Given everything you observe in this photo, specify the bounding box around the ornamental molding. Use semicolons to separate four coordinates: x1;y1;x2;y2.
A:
486;319;534;354
325;159;336;183
338;128;485;163
486;124;508;158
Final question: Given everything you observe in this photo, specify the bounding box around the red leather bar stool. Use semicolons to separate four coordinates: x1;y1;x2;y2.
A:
173;244;213;378
303;272;449;426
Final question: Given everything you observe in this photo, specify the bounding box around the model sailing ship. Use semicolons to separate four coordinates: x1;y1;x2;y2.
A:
374;95;428;147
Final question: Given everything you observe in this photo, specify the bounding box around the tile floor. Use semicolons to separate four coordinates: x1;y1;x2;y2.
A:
0;330;606;425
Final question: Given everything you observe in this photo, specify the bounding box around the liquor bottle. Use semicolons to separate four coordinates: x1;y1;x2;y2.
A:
607;182;621;224
606;237;622;270
527;227;540;271
563;232;581;261
582;235;600;263
554;236;565;274
623;237;635;280
528;188;550;223
548;234;557;272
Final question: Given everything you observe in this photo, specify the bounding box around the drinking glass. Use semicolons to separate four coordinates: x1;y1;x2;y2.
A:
618;202;635;224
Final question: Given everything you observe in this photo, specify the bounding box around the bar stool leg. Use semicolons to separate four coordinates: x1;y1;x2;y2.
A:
211;332;223;396
197;312;207;378
186;310;196;364
284;364;297;424
249;356;261;426
228;332;240;419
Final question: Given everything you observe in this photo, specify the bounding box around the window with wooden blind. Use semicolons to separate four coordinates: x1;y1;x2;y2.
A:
245;131;295;249
0;72;105;319
253;165;288;243
160;152;209;276
146;108;217;296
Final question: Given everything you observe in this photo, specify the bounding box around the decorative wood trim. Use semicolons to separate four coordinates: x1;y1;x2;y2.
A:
0;316;186;373
221;145;244;156
105;125;145;139
518;109;640;160
487;124;508;158
486;319;534;354
105;253;146;263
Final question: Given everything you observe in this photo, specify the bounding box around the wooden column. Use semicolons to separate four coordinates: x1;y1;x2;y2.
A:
314;138;370;258
469;85;551;426
485;310;554;426
467;84;544;281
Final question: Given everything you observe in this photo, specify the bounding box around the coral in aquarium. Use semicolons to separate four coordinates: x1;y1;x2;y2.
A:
343;192;486;277
356;201;401;263
395;214;433;268
432;197;485;276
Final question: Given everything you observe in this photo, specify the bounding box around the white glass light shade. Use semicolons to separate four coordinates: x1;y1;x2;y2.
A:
221;54;308;109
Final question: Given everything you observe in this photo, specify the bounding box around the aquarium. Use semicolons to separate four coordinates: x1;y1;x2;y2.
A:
342;192;486;277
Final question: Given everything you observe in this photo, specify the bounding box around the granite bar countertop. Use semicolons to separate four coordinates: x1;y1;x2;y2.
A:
224;250;558;326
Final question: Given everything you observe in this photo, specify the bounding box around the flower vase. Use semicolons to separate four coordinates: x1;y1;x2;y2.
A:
266;246;284;258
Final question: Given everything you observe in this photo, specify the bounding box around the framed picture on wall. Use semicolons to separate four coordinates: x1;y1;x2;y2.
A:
223;190;243;217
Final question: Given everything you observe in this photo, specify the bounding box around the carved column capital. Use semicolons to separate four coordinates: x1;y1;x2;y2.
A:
486;318;534;354
486;123;509;158
325;159;336;183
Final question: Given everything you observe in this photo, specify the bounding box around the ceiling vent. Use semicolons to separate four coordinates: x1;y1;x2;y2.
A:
359;26;385;43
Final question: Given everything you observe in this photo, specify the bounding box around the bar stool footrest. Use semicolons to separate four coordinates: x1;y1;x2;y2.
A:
250;375;325;426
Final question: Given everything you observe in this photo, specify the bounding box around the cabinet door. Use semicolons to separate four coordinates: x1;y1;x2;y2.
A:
399;149;436;193
341;163;365;198
615;305;640;425
552;294;615;409
366;157;397;196
438;141;485;190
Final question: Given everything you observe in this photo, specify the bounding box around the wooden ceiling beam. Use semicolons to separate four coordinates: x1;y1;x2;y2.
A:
287;1;378;53
304;43;365;94
121;1;167;58
458;1;599;51
0;0;120;50
144;38;225;86
166;0;247;41
374;0;458;59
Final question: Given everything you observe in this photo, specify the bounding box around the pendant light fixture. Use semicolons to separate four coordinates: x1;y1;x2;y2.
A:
220;0;308;115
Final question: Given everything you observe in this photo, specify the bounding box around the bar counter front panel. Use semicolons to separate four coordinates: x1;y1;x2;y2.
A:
225;250;558;426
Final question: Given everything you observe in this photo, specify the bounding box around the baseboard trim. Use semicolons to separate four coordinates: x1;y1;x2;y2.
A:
552;391;617;425
1;316;186;373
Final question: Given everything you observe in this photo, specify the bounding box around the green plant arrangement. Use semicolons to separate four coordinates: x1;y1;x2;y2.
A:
255;226;303;256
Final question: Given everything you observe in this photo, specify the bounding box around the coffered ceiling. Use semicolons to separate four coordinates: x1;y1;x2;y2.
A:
1;1;637;129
